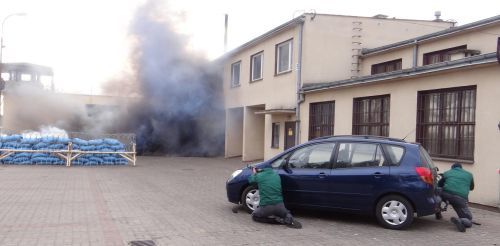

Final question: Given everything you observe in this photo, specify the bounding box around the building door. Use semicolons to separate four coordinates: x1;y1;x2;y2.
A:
284;121;296;150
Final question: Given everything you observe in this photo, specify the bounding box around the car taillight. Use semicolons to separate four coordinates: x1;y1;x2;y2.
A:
415;167;433;185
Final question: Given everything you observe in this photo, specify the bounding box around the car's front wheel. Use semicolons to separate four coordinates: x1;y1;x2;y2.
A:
241;186;259;213
375;195;414;230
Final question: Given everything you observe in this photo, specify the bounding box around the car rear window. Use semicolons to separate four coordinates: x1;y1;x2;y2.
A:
382;144;405;166
419;146;436;169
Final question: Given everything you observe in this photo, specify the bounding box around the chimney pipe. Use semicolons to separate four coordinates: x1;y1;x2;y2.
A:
224;14;228;52
434;11;442;21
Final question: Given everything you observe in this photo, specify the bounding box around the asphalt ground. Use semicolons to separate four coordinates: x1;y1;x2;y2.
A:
0;156;498;245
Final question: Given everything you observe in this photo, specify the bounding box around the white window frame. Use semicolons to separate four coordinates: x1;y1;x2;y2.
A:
230;61;241;87
276;39;293;74
251;52;263;81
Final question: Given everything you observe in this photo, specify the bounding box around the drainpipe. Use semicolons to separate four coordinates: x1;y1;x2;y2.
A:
412;39;418;68
295;18;305;146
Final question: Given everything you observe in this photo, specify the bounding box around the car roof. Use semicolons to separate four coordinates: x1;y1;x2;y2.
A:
310;135;410;145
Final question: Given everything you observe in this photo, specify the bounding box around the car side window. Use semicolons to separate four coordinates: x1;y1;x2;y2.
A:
382;144;405;166
287;143;335;169
335;143;385;168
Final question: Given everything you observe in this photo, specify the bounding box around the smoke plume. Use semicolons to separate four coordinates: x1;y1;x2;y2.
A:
102;0;225;156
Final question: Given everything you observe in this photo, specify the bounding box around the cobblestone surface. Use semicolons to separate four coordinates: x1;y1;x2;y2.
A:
0;156;498;246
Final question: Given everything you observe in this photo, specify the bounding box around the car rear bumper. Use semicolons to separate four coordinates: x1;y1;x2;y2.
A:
415;193;440;216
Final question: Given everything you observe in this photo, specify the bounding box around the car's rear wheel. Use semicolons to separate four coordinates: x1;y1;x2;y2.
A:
241;185;259;213
375;195;414;230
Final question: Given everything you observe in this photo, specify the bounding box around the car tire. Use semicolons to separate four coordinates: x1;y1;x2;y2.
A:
241;185;259;214
375;195;414;230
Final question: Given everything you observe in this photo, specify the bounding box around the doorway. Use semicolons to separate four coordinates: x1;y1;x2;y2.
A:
284;121;296;150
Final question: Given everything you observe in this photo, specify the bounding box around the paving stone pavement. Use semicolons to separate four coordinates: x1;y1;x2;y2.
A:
0;156;498;246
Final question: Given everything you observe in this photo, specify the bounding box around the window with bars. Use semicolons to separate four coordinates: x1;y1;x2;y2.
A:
371;59;402;75
352;95;390;136
309;101;335;140
271;123;280;148
416;86;476;160
423;45;467;65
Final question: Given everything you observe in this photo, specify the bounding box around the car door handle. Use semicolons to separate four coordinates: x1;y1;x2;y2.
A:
373;172;385;178
318;172;326;178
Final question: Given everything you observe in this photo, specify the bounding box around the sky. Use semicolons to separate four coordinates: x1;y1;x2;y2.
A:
1;0;499;94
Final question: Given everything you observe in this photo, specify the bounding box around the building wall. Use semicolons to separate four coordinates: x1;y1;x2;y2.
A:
223;14;453;161
223;27;299;110
301;15;453;83
263;114;297;159
360;25;500;75
223;15;453;111
360;49;415;75
225;107;244;158
300;64;500;206
242;106;265;161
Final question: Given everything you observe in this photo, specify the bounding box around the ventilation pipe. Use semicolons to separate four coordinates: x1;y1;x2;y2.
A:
224;14;228;52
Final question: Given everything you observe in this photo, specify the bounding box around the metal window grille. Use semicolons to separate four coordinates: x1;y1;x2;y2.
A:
309;101;335;140
416;86;476;160
352;95;390;136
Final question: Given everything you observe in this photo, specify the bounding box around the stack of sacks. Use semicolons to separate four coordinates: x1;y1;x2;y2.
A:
72;138;128;166
0;135;128;165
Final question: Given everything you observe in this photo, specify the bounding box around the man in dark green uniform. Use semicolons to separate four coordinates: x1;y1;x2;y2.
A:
248;167;302;229
440;163;475;232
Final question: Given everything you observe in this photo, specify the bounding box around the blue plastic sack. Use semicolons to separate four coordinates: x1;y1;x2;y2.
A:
88;139;104;145
103;138;121;146
47;144;65;150
56;137;70;144
72;138;89;146
32;142;49;150
80;145;96;151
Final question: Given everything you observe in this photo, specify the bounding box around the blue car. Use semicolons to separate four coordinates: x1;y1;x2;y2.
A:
226;135;440;230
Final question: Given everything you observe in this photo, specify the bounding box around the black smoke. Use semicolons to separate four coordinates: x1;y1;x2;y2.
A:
103;0;224;156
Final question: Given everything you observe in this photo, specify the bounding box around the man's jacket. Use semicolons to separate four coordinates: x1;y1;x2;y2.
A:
248;168;283;206
443;167;474;200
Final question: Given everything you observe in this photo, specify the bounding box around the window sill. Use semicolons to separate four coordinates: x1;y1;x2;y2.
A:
271;146;279;149
230;84;241;89
275;70;292;77
431;157;474;164
250;78;263;83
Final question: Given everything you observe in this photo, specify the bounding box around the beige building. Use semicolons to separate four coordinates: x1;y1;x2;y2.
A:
301;15;500;207
222;13;453;162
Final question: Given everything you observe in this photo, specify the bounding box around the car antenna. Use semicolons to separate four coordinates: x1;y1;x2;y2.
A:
402;128;416;141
